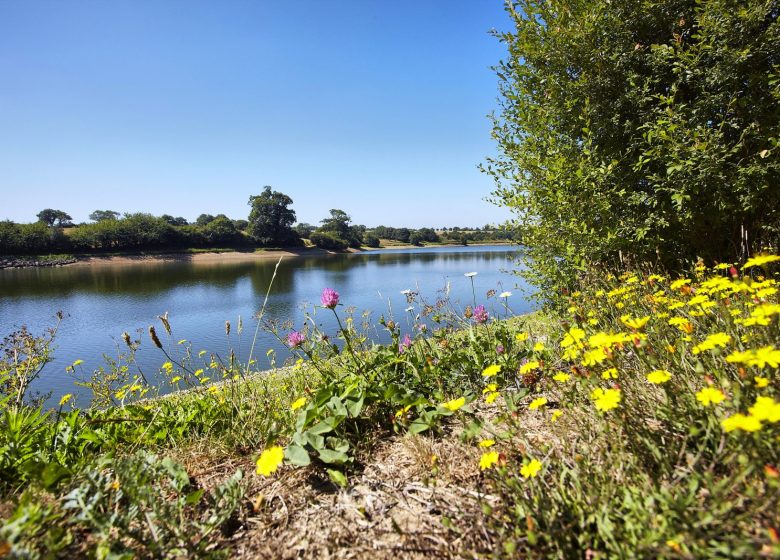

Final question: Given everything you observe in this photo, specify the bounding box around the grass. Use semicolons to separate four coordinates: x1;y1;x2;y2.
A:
1;259;778;558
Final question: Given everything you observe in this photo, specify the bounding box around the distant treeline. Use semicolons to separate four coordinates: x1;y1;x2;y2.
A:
1;191;517;256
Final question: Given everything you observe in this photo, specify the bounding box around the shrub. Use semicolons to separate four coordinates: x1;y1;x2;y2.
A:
310;231;348;250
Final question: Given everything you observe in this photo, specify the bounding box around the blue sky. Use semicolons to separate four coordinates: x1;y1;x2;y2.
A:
0;1;512;228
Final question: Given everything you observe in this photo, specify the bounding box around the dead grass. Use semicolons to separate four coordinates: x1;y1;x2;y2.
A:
167;401;553;559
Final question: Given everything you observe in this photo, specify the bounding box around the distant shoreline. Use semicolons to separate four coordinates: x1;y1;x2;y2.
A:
0;241;516;269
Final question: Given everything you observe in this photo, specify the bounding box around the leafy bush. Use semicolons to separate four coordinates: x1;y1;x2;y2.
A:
485;0;780;302
310;231;348;250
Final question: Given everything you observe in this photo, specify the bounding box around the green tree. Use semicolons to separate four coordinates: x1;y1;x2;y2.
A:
36;209;73;228
202;215;240;245
485;0;780;301
247;186;299;246
318;210;362;248
294;222;316;238
195;214;216;227
89;210;120;222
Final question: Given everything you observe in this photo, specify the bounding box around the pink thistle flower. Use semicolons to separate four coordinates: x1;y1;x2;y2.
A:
473;305;489;324
287;331;306;348
321;288;340;309
399;334;412;354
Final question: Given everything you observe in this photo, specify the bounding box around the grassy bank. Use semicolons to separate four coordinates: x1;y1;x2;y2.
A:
1;258;778;558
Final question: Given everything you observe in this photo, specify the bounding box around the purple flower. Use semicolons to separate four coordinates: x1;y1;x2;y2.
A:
473;305;489;324
287;331;306;348
320;288;340;309
399;334;412;354
496;344;505;355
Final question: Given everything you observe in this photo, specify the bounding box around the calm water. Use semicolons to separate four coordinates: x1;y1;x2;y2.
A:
0;245;530;404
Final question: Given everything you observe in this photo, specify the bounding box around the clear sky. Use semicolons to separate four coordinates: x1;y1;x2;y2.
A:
0;1;512;229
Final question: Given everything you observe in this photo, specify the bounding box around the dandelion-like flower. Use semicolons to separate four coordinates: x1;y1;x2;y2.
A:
472;305;489;324
442;397;466;411
479;451;499;470
59;393;73;407
646;370;672;384
482;364;501;377
520;459;542;479
695;387;725;406
592;388;621;412
291;397;307;411
320;288;340;309
287;331;306;348
529;397;548;410
742;254;780;269
256;446;285;477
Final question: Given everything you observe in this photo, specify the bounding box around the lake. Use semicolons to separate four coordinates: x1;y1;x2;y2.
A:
0;245;531;404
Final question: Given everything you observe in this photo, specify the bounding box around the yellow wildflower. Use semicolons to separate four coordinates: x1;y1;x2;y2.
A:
529;397;548;410
72;359;84;366
755;376;769;388
721;414;762;433
515;332;529;342
695;387;725;406
520;459;542;479
601;368;618;379
161;361;173;373
442;397;466;411
519;361;540;374
58;394;73;407
647;370;672;384
742;254;780;269
552;372;571;382
592;388;621;412
551;410;563;422
620;315;650;330
560;327;586;348
479;451;499;470
479;439;496;448
483;383;498;394
485;392;500;404
582;348;609;366
748;396;780;423
256;446;285;476
291;397;307;411
670;278;691;290
482;364;501;377
533;342;545;352
691;332;732;354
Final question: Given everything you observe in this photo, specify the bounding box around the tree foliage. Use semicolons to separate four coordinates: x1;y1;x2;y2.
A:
247;187;299;246
485;0;780;299
89;210;120;223
36;209;73;228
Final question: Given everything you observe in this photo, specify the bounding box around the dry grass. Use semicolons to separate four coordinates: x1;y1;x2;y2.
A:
166;400;553;559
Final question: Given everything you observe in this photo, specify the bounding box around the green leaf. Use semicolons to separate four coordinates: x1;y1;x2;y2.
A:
345;395;364;418
317;448;349;465
40;462;70;489
327;469;348;488
408;419;431;434
284;444;311;466
185;489;205;505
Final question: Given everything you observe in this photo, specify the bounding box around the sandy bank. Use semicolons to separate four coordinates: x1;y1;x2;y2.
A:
68;247;346;267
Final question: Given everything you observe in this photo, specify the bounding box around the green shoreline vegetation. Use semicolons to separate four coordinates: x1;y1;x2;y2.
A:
2;0;780;557
0;188;517;263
